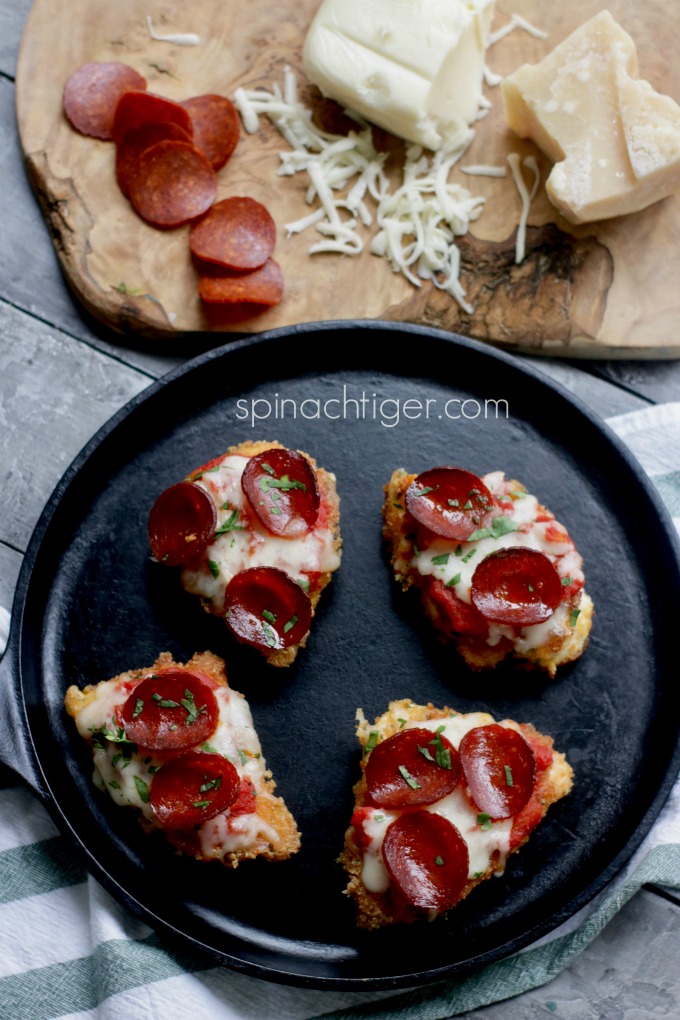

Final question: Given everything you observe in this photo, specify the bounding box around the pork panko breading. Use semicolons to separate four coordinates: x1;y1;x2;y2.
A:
65;651;300;865
341;699;573;928
383;466;593;675
148;440;341;666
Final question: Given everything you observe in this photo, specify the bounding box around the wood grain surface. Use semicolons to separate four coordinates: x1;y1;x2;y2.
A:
15;0;680;355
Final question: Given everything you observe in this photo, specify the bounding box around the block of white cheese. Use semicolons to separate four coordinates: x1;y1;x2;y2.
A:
302;0;495;151
502;10;680;224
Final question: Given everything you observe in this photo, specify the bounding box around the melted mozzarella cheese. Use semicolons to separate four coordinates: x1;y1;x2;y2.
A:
76;675;281;857
358;713;513;895
410;472;584;652
181;454;340;606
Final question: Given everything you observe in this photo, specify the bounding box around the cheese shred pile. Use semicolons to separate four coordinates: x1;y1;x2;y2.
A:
234;67;484;311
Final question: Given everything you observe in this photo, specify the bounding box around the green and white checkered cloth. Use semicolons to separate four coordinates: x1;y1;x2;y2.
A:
1;404;679;1020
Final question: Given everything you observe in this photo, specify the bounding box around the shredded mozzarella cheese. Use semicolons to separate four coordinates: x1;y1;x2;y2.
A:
488;13;548;47
145;16;200;46
461;164;507;178
507;153;540;263
234;68;486;309
483;66;504;87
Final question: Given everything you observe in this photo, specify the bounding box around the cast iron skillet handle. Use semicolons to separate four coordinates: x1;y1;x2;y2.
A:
0;619;48;800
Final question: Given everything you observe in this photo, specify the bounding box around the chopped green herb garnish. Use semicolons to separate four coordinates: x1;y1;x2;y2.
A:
262;609;277;624
91;721;136;750
392;501;403;509
528;584;534;593
416;486;436;497
431;553;450;566
134;776;150;803
448;499;459;508
398;718;407;729
446;573;461;588
562;576;572;586
148;765;161;774
435;855;444;866
208;559;220;579
111;753;123;768
283;615;298;634
398;765;421;790
214;508;245;535
238;749;248;766
262;463;276;475
220;500;231;511
297;577;310;593
454;544;463;557
192;801;210;810
181;689;208;727
201;743;221;755
152;693;181;709
429;727;452;769
468;517;519;542
463;500;473;510
132;698;144;719
365;730;380;754
261;474;307;493
413;541;421;557
461;548;477;564
270;506;282;515
505;765;514;787
510;490;528;499
199;775;222;794
570;608;581;627
261;621;277;647
374;814;385;822
474;871;484;879
477;812;492;830
109;780;121;790
418;744;436;763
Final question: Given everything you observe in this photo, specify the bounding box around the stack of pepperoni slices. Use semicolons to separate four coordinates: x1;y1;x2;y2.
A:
63;61;283;310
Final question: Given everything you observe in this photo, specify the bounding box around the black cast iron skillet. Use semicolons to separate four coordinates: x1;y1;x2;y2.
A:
1;321;679;990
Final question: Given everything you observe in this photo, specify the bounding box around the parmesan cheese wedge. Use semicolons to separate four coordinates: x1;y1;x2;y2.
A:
502;10;680;224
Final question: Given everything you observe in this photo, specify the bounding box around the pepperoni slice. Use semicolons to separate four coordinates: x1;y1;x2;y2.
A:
383;812;469;911
405;468;495;541
111;91;193;145
459;724;536;819
148;481;217;566
150;751;240;829
470;547;563;626
128;140;217;228
223;567;312;652
121;670;219;751
364;727;461;809
180;95;240;171
197;258;284;307
116;122;193;197
241;448;320;538
190;197;276;270
63;62;147;140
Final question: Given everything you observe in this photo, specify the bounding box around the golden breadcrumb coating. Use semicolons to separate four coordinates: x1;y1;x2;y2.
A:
383;469;592;676
188;440;341;668
340;699;573;929
65;650;300;864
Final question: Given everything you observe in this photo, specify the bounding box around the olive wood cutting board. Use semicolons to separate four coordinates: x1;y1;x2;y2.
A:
15;0;680;356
